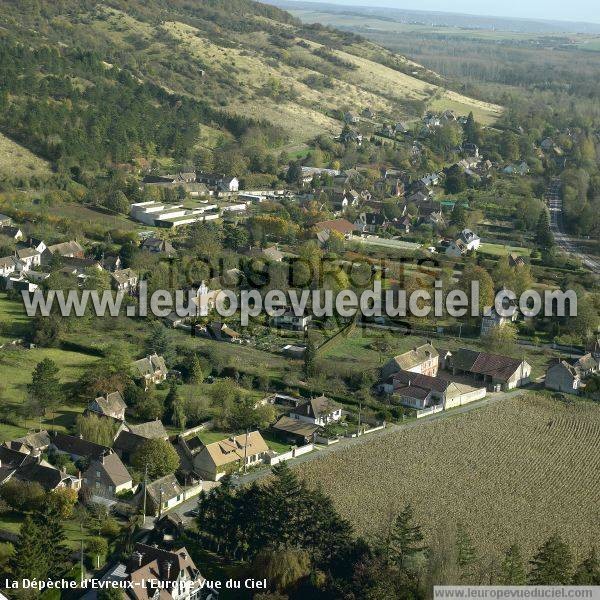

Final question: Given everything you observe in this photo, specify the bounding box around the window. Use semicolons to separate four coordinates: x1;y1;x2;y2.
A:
95;470;101;477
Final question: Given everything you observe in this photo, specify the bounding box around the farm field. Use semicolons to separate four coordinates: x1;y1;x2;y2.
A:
297;393;600;560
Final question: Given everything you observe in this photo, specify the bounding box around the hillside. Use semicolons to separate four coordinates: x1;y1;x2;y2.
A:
0;0;501;176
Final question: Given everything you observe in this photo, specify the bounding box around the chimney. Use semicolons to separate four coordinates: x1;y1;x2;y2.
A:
166;561;172;580
135;551;144;567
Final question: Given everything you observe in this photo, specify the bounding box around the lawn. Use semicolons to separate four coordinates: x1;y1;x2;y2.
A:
297;393;600;560
478;242;532;257
0;293;30;343
197;429;232;445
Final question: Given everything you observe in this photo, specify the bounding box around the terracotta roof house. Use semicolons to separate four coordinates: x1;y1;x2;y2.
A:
133;354;168;387
88;392;127;421
289;395;342;426
449;348;531;391
382;343;439;379
314;218;357;242
93;543;213;600
382;370;486;410
272;415;319;445
192;431;269;481
82;452;133;499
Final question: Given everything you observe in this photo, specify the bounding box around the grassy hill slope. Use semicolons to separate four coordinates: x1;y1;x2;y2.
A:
0;0;501;174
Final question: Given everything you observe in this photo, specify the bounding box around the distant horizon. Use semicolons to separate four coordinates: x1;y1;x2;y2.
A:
275;0;600;27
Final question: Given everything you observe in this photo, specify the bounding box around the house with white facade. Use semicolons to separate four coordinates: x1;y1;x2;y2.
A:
289;395;342;426
381;343;439;380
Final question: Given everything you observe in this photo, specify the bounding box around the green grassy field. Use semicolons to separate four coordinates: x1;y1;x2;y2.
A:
0;133;52;179
478;242;532;257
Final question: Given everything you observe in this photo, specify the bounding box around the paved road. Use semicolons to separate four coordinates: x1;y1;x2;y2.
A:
545;177;600;274
169;387;527;521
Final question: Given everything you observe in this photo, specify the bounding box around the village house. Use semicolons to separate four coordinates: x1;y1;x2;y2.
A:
248;246;284;263
15;247;41;270
192;431;269;481
0;226;24;241
449;348;531;391
88;391;127;421
459;228;481;250
46;240;85;259
110;268;139;293
545;352;600;395
188;281;221;318
480;303;519;337
113;420;169;464
381;343;439;380
143;473;185;516
545;360;582;394
289;395;342;426
197;171;239;192
196;321;241;343
90;543;215;600
82;451;133;500
354;212;389;234
340;129;363;145
4;431;50;457
381;369;487;410
11;461;81;492
271;415;319;446
141;237;176;257
272;309;312;331
314;218;357;243
0;256;20;277
49;433;110;463
331;189;360;213
133;354;168;387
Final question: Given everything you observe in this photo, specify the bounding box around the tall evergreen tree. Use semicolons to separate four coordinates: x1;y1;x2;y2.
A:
499;544;526;584
529;534;572;584
572;547;600;585
9;516;48;583
34;503;71;578
386;504;427;568
26;358;61;416
456;524;478;581
535;209;554;250
303;338;317;378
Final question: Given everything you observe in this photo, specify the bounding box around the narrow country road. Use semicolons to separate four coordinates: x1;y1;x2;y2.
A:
545;177;600;274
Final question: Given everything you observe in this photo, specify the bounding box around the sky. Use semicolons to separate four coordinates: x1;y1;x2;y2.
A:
293;0;600;25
